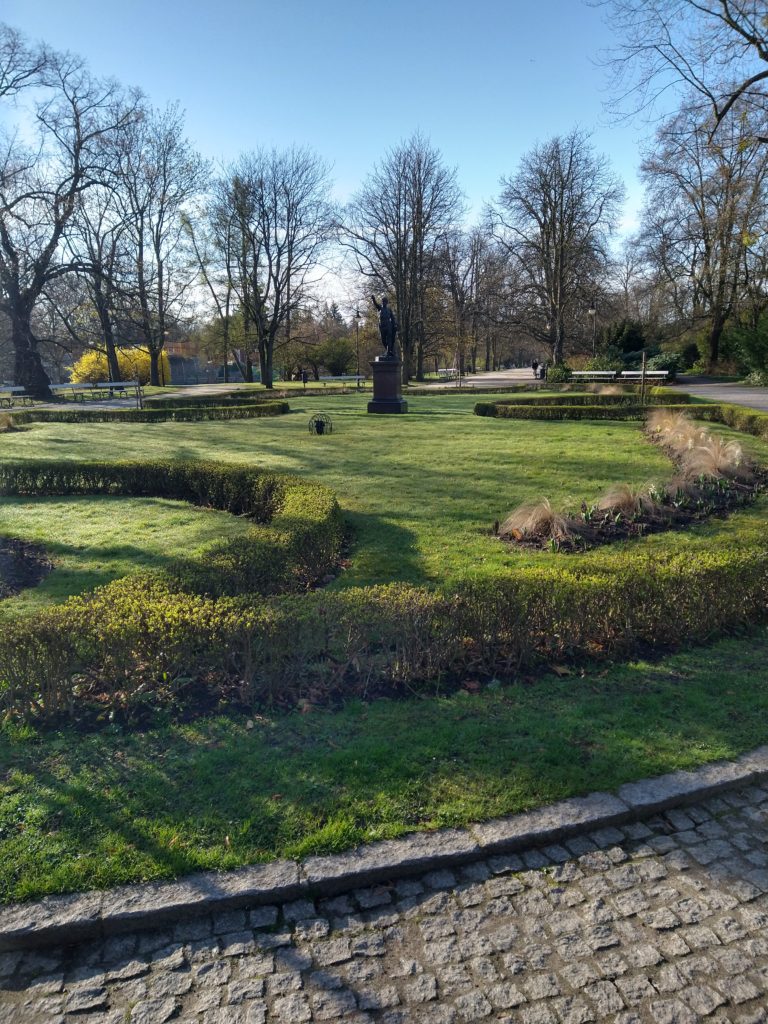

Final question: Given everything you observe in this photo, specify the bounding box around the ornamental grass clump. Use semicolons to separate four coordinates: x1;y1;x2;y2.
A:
682;435;752;482
498;498;573;543
595;482;660;517
0;413;14;433
647;409;706;451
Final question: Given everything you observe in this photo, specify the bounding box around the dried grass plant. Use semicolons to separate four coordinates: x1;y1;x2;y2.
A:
499;498;572;542
681;435;752;480
595;482;659;517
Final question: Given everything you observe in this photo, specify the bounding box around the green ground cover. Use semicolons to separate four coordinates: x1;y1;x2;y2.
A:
0;391;681;611
1;631;766;902
0;497;254;618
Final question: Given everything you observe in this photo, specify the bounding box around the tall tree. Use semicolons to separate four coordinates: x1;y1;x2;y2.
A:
599;1;768;143
116;104;206;386
639;101;768;364
491;130;625;365
343;133;463;381
212;147;334;388
0;24;137;396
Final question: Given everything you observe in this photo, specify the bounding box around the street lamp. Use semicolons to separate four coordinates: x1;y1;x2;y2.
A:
587;297;597;357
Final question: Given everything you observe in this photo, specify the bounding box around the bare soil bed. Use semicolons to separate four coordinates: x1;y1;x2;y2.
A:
0;538;52;598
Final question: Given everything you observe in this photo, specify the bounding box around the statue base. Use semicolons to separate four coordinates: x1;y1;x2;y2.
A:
367;358;408;414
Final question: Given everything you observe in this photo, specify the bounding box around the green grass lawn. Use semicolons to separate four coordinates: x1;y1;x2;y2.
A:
0;391;688;611
1;391;767;902
1;631;766;902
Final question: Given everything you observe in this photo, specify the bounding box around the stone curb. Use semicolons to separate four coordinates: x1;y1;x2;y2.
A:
2;744;766;952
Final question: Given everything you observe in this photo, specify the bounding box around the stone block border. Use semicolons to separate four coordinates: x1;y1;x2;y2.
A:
2;745;767;952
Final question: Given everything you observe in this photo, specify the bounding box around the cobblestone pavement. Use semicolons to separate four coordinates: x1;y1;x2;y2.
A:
2;785;768;1023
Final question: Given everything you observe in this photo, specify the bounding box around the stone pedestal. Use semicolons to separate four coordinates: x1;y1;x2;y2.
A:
367;358;408;414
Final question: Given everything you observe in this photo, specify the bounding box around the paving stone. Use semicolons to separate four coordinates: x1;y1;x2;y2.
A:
680;983;727;1015
130;997;178;1023
649;998;699;1024
10;779;768;1024
404;973;438;1003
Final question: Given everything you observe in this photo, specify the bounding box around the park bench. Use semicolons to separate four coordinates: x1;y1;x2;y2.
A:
571;370;618;381
94;380;143;401
0;385;32;407
50;382;96;402
318;375;366;387
619;370;669;381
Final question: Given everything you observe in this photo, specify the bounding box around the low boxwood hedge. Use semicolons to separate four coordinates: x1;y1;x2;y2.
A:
2;519;766;722
144;393;288;409
473;396;768;442
491;391;691;408
0;459;343;604
11;402;290;425
474;402;701;421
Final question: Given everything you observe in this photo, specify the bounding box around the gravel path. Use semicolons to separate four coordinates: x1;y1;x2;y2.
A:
3;784;767;1023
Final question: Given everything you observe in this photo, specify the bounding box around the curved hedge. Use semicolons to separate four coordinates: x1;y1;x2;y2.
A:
0;459;343;600
2;519;767;721
474;395;768;442
475;402;700;421
2;410;768;723
11;401;290;425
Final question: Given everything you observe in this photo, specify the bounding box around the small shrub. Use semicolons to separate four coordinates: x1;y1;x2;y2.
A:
544;365;572;384
70;347;170;385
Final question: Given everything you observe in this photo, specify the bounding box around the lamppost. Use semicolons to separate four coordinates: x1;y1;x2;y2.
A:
587;297;597;357
355;308;361;388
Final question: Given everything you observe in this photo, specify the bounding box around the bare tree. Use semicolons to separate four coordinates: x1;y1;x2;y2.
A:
343;133;464;381
212;147;334;388
639;100;768;363
491;130;625;365
0;24;138;397
115;104;206;386
598;1;768;143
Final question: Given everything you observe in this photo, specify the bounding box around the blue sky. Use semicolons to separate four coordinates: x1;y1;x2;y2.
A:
5;0;651;230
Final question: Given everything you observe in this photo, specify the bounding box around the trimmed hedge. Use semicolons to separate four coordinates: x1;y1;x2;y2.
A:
144;393;289;409
11;402;290;425
697;401;768;441
475;402;702;421
2;530;767;722
491;391;691;408
0;460;343;601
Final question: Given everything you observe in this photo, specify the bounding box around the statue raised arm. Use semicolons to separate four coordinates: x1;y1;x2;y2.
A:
371;295;398;359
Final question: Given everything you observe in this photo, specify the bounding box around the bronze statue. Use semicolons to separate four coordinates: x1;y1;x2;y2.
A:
371;295;398;360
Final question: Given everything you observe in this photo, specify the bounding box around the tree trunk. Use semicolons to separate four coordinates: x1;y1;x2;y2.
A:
149;348;161;386
11;311;52;399
97;302;121;383
707;318;725;366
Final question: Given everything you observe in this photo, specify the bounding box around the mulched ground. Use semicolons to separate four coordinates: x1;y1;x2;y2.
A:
500;470;767;553
0;538;53;598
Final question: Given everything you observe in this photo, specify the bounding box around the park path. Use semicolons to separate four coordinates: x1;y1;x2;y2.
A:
2;783;768;1023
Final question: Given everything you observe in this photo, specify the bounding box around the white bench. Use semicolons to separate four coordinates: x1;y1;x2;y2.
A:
619;371;669;380
0;385;31;407
571;371;618;381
